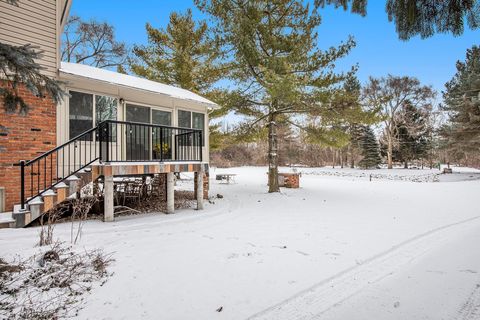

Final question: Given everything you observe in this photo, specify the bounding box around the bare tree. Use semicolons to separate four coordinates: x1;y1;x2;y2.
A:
61;15;127;69
363;75;435;169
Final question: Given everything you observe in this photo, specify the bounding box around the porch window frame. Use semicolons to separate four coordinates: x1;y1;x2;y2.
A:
123;101;174;161
67;88;120;141
176;108;206;146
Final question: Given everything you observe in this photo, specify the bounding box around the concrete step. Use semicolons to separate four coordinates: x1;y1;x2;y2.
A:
0;211;15;228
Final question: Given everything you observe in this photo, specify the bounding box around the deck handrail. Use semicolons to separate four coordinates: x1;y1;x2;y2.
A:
19;120;203;209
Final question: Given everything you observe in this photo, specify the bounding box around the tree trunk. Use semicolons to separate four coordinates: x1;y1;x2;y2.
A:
267;113;279;193
404;161;408;169
340;149;344;168
332;148;335;168
387;134;393;169
349;144;355;168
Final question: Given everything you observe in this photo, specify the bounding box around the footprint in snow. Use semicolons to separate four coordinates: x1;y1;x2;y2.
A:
296;250;309;256
426;270;446;274
227;253;239;259
460;269;478;274
325;252;341;256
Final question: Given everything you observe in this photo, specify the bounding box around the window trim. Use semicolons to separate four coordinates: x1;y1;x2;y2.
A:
176;108;206;146
176;108;206;129
67;88;120;140
124;100;173;127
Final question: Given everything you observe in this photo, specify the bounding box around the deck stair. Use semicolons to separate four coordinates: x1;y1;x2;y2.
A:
12;168;96;228
8;120;203;228
0;212;15;228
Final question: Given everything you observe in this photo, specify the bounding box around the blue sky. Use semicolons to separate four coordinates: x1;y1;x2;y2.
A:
70;0;479;96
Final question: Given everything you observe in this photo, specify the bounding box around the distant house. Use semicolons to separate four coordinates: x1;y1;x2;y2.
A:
0;0;216;227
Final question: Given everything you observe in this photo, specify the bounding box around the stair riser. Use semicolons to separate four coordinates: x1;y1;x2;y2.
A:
0;222;14;229
11;169;94;228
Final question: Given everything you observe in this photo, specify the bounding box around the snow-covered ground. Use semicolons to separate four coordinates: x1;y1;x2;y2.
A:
1;166;480;320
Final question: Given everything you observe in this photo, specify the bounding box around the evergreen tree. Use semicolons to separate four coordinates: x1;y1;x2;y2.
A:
395;102;431;168
196;0;365;192
129;9;225;94
315;0;480;40
341;75;380;168
1;0;63;115
0;43;64;114
358;126;382;169
128;9;230;152
441;45;480;159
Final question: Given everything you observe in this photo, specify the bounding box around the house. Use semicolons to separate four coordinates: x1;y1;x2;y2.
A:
0;0;216;227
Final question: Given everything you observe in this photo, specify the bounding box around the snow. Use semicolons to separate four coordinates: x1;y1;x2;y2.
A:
59;62;219;108
1;166;480;319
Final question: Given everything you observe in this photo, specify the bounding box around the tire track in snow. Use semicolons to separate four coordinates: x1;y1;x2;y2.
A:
455;283;480;320
247;215;480;320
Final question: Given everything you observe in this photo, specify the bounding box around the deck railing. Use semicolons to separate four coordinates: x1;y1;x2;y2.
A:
19;120;203;209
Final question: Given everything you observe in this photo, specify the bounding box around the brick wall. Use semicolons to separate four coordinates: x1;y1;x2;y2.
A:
279;173;300;188
0;84;57;212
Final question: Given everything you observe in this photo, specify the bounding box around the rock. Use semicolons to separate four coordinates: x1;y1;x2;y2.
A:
217;194;224;199
216;306;223;312
40;250;60;266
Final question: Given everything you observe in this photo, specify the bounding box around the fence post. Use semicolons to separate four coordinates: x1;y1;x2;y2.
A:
199;131;203;162
20;160;25;210
160;128;163;162
99;122;103;163
106;121;110;162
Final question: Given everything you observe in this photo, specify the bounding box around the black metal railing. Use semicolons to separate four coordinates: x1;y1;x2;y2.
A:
19;120;203;209
98;120;203;162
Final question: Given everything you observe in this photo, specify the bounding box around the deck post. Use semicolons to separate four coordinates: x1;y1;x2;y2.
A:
104;174;114;222
196;169;204;210
166;172;175;214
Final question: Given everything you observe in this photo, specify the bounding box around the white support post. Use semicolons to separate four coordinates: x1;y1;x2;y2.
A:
104;175;114;222
166;172;175;214
196;171;204;210
67;175;80;198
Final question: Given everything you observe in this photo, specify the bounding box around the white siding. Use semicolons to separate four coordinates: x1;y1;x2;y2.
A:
0;0;58;78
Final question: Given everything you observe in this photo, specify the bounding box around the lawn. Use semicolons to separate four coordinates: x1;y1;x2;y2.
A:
2;166;480;319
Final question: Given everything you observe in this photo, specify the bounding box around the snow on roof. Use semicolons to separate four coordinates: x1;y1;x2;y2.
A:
59;62;219;108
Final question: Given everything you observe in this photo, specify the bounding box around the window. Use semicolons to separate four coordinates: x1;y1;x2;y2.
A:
69;91;117;140
152;109;171;126
69;91;93;139
192;112;205;131
125;104;150;160
177;110;205;146
152;110;172;160
96;95;117;125
178;110;191;128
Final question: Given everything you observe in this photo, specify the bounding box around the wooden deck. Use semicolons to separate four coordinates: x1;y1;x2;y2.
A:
97;161;208;221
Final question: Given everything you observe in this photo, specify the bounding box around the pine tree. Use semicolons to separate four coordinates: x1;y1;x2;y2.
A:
0;0;64;114
128;9;230;152
341;75;380;168
129;9;225;94
0;43;64;114
315;0;480;40
395;102;431;168
441;45;480;160
196;0;363;192
358;126;382;169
